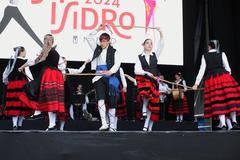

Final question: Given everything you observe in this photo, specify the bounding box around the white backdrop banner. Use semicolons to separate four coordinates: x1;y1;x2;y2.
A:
0;0;183;65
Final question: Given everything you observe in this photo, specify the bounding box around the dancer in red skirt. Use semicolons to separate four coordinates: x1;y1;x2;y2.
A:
193;40;240;130
168;72;189;123
19;34;65;131
2;46;33;129
134;27;164;131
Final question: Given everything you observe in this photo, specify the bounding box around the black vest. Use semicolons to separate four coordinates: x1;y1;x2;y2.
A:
138;52;159;76
173;79;185;90
8;58;28;81
45;48;60;68
92;45;116;70
204;52;226;76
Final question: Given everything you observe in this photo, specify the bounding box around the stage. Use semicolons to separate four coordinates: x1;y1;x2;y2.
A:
0;130;239;160
0;120;239;160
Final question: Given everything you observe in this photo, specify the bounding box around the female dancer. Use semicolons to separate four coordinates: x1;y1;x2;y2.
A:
3;46;33;129
193;40;240;130
134;27;164;131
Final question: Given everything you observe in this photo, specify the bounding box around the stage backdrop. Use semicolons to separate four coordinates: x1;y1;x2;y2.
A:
0;0;183;65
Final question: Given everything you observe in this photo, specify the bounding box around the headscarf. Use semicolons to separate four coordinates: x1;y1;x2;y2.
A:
2;47;21;84
208;40;220;52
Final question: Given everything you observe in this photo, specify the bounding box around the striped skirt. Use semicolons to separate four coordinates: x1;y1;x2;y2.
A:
5;79;33;117
19;67;65;113
168;96;189;115
136;75;160;121
38;68;65;112
204;73;240;118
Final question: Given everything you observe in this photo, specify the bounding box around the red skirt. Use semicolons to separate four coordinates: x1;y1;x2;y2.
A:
19;67;65;113
116;87;127;117
204;73;240;118
168;96;189;115
5;80;33;117
136;75;160;121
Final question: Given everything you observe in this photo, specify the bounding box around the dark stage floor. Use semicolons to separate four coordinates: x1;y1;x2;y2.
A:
0;119;198;131
0;120;239;160
0;130;239;160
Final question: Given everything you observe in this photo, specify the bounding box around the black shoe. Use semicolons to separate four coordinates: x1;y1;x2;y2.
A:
13;126;18;130
29;114;44;120
18;126;22;130
214;125;227;131
231;122;240;130
46;125;57;131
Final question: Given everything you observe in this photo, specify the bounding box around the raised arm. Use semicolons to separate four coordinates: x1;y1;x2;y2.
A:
154;27;164;58
34;44;51;64
85;25;103;51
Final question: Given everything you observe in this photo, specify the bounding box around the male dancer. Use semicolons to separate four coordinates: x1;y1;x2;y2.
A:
86;24;121;131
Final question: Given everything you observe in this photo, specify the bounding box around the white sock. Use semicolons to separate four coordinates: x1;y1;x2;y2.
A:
12;116;18;127
82;103;87;111
230;112;237;123
69;104;74;120
144;110;151;129
17;116;24;127
218;114;226;127
106;113;110;126
60;121;65;131
48;112;56;128
176;115;180;121
148;120;154;131
142;98;149;115
114;117;118;130
180;114;183;121
109;108;116;130
226;118;233;130
98;100;107;127
34;110;41;116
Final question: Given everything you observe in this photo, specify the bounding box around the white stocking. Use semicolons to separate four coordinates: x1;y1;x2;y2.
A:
17;116;24;127
12;116;18;127
218;114;226;127
48;112;56;128
98;100;107;127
